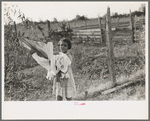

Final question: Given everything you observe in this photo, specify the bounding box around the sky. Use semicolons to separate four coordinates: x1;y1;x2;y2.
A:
3;1;147;23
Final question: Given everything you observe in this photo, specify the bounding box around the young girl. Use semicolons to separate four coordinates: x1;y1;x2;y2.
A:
30;38;76;101
54;38;76;101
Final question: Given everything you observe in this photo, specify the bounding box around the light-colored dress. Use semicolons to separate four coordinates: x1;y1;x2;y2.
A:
32;51;77;98
53;52;77;98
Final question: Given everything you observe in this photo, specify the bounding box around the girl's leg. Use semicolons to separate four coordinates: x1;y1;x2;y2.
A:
56;82;63;101
52;78;56;95
62;78;68;101
56;82;58;100
56;72;62;101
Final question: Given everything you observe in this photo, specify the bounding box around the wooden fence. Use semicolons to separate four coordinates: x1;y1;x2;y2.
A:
82;8;145;96
71;14;145;44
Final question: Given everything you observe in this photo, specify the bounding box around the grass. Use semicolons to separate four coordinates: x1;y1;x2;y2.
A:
5;42;145;101
5;66;145;101
74;69;145;101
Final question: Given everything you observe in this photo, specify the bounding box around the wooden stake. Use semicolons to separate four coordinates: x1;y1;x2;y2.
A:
14;21;17;37
129;10;135;43
117;17;119;28
106;7;116;87
134;15;137;40
102;79;142;95
98;16;103;44
47;20;51;38
67;21;70;29
75;18;77;27
129;10;133;30
140;17;143;32
104;16;106;28
85;19;87;29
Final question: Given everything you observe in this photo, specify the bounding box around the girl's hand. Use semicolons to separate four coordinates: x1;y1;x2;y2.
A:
50;75;55;81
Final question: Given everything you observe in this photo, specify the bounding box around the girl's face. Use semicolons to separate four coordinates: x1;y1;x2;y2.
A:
58;41;68;53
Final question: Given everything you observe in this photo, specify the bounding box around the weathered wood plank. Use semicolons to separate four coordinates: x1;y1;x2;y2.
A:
14;21;17;37
129;10;135;43
116;17;119;28
106;7;116;87
47;20;51;37
73;33;101;36
98;16;103;43
72;36;101;39
73;30;101;33
101;79;141;95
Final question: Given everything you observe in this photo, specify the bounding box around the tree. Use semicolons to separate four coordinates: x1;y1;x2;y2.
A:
4;3;30;86
75;15;79;19
114;12;118;17
75;15;88;20
139;4;145;13
138;4;145;16
4;3;25;25
53;17;58;23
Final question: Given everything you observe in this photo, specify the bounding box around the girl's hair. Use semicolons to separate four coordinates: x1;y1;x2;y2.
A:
59;38;72;49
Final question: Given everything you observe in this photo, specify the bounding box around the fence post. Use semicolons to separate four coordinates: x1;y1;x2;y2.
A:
14;21;17;37
14;21;19;44
47;20;51;38
129;10;135;43
13;21;18;76
85;19;87;29
117;17;119;28
140;16;143;32
104;16;106;28
75;18;77;27
106;7;116;87
67;20;70;29
134;15;137;40
98;16;103;44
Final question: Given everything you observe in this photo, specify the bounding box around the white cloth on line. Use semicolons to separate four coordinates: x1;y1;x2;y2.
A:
32;52;71;80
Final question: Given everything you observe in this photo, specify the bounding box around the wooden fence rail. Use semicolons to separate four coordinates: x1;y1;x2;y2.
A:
71;13;145;44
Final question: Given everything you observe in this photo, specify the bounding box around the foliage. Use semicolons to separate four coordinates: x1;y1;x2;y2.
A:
48;21;73;42
4;4;38;93
111;10;145;18
71;15;89;21
130;11;144;17
138;4;145;15
53;17;58;23
4;4;74;85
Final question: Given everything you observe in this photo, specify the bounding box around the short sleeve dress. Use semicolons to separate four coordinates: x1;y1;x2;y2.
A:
53;52;77;98
32;51;77;99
